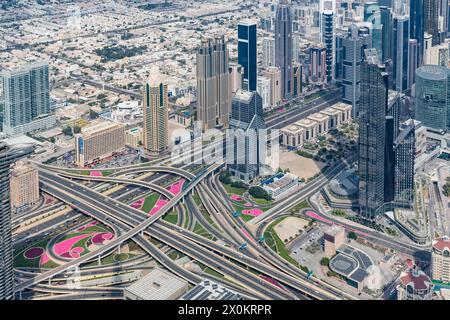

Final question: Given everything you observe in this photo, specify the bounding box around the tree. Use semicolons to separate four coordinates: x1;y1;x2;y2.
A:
248;186;271;201
73;125;81;134
89;109;99;120
320;257;330;266
347;231;357;240
62;126;73;136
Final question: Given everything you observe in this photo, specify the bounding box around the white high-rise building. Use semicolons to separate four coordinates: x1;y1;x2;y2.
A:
262;36;276;68
257;76;271;111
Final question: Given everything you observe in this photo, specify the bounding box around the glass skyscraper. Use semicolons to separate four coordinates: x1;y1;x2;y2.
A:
238;21;257;92
275;0;293;99
1;62;50;133
415;65;450;132
358;49;389;219
392;17;411;93
410;0;424;65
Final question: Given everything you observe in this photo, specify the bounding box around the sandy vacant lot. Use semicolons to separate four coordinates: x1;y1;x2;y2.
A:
274;217;310;242
278;150;325;180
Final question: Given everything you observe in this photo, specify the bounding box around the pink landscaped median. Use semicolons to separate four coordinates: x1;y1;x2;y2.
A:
305;211;332;224
168;179;185;196
230;194;244;202
241;208;264;217
90;170;103;177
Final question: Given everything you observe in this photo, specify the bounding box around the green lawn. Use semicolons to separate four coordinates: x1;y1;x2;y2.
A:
223;183;246;196
250;196;272;206
241;214;254;222
163;212;178;224
263;217;300;267
141;194;159;213
289;200;310;213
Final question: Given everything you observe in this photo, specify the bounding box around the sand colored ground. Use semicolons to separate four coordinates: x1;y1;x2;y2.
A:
278;150;325;180
274;217;310;242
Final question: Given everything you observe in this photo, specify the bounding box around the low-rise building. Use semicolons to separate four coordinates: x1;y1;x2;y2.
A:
320;107;342;129
331;102;352;123
125;127;143;149
74;120;125;167
10;161;39;212
181;278;243;300
397;262;433;300
296;118;318;141
280;124;304;148
323;225;345;258
124;268;189;300
261;172;299;200
307;112;329;135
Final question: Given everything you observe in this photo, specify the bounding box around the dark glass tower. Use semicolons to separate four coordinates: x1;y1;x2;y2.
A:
321;12;334;83
424;0;440;45
238;21;257;92
380;6;392;61
275;0;293;99
0;142;34;300
410;0;424;65
358;49;389;219
392;17;410;92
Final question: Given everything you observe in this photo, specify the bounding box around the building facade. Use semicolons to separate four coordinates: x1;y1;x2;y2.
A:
415;65;450;132
1;61;51;135
75;121;125;167
10;161;39;212
0;142;34;300
196;36;231;131
238;21;257;91
358;49;388;219
275;0;293;99
143;71;169;154
432;236;450;285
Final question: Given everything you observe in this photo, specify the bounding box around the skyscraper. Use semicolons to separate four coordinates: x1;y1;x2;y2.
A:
228;90;266;181
275;0;293;99
196;36;231;131
10;161;39;212
337;24;372;115
0;142;34;300
1;62;51;135
380;6;393;61
358;49;388;219
415;65;450;132
392;16;411;92
238;21;257;91
263;66;282;107
410;0;425;65
143;68;169;154
424;0;440;45
320;5;335;83
262;36;276;68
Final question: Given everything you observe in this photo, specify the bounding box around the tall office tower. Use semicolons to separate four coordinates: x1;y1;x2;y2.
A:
238;21;257;91
1;62;51;135
408;39;419;87
262;37;276;68
0;142;34;300
415;65;450;131
292;62;303;97
257;77;271;111
380;6;393;61
143;69;169;154
392;16;411;92
410;0;425;65
263;66;282;106
196;36;231;131
364;2;383;59
358;49;388;219
228;90;266;181
275;0;293;99
10;161;39;212
320;9;335;83
432;236;450;285
338;24;372;115
309;45;327;84
393;119;416;207
424;0;440;45
229;64;244;94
